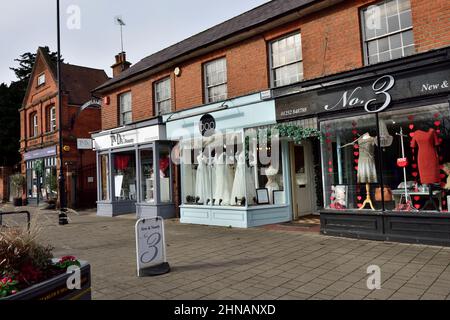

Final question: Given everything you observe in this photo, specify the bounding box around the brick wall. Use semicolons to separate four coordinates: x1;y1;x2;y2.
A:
100;0;450;130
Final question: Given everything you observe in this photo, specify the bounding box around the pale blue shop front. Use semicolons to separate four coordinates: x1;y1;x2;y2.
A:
164;92;292;228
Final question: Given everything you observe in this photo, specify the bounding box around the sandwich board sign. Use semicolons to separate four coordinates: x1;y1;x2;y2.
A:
135;217;170;277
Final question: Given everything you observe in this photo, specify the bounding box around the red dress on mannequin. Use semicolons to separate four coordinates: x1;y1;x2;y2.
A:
410;128;440;184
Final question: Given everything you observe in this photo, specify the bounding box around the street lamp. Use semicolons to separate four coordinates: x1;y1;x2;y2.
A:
56;0;68;225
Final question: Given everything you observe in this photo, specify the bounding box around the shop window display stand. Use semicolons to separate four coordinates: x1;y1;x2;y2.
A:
395;128;418;212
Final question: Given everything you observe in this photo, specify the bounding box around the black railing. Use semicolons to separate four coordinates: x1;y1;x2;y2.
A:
0;211;31;231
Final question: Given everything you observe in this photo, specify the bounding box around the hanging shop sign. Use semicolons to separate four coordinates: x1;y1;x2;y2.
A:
93;125;163;151
135;217;170;277
199;114;216;137
77;138;93;150
275;63;450;121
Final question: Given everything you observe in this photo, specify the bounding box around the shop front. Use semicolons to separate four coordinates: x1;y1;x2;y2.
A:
24;146;58;205
275;48;450;246
165;92;292;228
92;118;175;218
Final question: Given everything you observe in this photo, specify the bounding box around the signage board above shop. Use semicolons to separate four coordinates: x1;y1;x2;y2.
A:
275;62;450;121
23;146;57;161
93;125;164;151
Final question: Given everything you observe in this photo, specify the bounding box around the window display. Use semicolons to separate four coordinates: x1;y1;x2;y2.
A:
378;103;450;212
321;114;382;210
140;149;154;203
112;151;136;201
159;145;171;203
100;154;109;201
321;103;450;212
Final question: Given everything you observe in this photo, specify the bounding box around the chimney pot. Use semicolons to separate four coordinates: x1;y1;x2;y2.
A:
112;52;131;77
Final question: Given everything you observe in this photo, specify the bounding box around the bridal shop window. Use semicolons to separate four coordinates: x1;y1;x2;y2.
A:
140;149;154;203
378;103;450;212
245;128;285;206
112;151;137;201
321;114;382;210
181;129;286;208
181;132;243;206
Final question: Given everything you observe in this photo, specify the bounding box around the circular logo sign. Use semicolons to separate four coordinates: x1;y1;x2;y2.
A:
199;114;216;137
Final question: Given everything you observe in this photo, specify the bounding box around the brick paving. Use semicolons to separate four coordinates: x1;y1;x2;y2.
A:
2;204;450;300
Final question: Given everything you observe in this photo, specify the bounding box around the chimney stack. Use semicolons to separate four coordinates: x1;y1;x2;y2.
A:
111;52;131;77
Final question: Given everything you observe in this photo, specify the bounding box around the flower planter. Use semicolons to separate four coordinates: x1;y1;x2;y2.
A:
1;261;91;301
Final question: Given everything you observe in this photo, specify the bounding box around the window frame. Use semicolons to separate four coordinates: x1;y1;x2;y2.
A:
360;0;414;66
119;91;132;126
203;57;228;104
30;112;38;138
37;73;46;87
268;31;304;88
154;77;172;116
48;106;56;132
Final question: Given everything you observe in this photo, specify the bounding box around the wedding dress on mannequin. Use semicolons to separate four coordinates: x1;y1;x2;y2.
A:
213;152;231;205
230;151;246;205
246;151;257;205
195;152;211;204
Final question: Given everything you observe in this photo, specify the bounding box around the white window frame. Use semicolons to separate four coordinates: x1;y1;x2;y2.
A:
154;77;172;115
49;106;56;132
37;73;46;86
269;32;304;88
119;92;132;126
204;58;228;103
361;0;415;65
31;113;38;137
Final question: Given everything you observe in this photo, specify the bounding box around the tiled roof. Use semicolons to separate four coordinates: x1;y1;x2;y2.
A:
60;64;108;105
95;0;317;92
38;47;109;105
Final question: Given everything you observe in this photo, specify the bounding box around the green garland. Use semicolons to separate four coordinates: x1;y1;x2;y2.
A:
274;124;323;143
244;125;322;160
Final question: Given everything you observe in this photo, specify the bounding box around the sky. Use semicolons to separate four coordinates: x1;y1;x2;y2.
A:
0;0;270;85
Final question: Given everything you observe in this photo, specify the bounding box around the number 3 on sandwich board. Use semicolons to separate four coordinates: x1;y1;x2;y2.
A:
135;217;170;277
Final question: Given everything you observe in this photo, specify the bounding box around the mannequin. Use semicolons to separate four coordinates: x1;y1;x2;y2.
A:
265;166;280;204
246;151;257;205
194;152;211;204
410;128;440;184
230;151;246;205
341;132;378;210
213;151;231;205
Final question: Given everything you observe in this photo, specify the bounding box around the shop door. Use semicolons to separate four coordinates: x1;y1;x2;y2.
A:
291;141;316;218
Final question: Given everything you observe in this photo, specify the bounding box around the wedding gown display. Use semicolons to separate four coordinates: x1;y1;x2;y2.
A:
195;153;211;204
230;152;246;204
213;152;231;205
357;133;378;183
246;153;257;205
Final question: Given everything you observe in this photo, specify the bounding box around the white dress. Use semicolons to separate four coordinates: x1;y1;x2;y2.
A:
230;152;246;204
213;153;232;205
195;154;211;204
246;153;257;205
357;134;378;183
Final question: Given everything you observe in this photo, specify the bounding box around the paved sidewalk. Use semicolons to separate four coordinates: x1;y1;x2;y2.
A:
3;205;450;300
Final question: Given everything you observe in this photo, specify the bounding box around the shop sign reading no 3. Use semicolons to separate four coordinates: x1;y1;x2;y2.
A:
324;75;395;113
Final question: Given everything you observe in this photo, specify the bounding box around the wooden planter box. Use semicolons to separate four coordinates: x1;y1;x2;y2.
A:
320;210;450;246
1;261;91;301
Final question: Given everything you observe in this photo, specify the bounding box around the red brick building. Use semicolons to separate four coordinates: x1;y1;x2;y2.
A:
92;0;450;244
20;47;108;208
